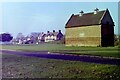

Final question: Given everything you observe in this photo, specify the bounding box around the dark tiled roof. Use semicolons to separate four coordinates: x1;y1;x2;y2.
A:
39;33;46;37
53;32;59;36
65;10;105;28
45;32;59;37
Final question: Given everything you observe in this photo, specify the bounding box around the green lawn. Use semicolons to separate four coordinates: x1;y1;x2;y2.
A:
1;43;120;58
1;44;120;79
2;52;120;79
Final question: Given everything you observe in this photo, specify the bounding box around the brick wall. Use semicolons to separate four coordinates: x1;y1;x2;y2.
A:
65;25;101;46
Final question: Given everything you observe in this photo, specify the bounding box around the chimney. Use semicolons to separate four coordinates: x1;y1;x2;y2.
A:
94;8;99;14
79;10;84;16
47;31;49;33
53;30;55;33
59;30;61;33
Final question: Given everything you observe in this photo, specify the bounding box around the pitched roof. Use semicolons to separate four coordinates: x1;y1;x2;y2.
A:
39;33;46;37
65;10;106;28
45;32;59;37
53;32;59;36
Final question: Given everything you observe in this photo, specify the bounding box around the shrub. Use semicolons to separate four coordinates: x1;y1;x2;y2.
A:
114;41;120;46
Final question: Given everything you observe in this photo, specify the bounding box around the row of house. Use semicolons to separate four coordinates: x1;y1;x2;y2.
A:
12;30;63;44
38;30;63;42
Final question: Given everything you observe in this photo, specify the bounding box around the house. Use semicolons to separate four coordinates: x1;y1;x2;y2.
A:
65;8;114;47
38;32;46;42
44;30;63;42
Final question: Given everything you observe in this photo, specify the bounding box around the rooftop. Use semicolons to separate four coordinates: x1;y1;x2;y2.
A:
65;9;106;28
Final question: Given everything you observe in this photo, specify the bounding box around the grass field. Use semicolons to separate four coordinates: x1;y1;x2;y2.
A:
2;52;120;79
1;43;120;58
1;43;120;79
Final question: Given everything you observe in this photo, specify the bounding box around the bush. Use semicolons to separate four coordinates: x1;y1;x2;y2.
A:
114;41;120;46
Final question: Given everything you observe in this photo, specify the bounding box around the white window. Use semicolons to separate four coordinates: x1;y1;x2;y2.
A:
51;35;53;39
47;36;50;39
27;38;30;40
79;33;85;37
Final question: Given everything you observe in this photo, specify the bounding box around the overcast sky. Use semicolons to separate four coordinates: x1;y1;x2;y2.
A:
1;2;118;37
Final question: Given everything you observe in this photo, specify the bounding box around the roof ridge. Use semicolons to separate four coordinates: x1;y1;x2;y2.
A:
65;10;106;28
99;9;107;24
75;10;106;16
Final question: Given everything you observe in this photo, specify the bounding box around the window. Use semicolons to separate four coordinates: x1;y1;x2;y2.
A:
79;33;85;37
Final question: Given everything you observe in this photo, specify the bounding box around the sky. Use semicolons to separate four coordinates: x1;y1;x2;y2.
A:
0;2;119;37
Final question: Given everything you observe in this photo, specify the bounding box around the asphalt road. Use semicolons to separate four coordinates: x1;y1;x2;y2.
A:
1;50;120;66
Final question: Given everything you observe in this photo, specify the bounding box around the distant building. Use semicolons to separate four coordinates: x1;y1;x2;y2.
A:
11;30;63;44
38;32;46;42
44;30;63;42
65;8;114;47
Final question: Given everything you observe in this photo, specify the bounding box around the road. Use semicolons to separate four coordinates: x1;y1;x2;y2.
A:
1;50;120;66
